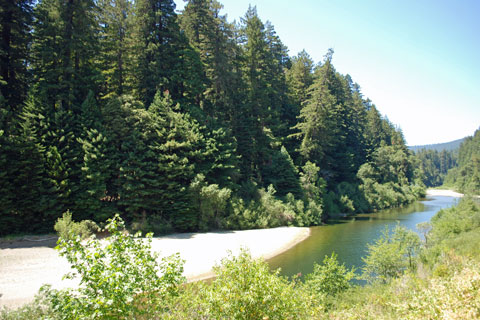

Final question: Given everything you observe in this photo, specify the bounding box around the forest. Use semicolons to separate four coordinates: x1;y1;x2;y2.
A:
413;128;480;193
0;0;426;236
443;129;480;193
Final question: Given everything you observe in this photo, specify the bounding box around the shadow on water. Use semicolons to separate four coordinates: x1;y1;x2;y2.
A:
267;195;459;280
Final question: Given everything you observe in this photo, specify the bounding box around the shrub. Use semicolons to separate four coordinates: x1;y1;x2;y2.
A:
225;186;298;229
304;252;356;296
206;249;316;319
54;211;99;240
189;173;232;231
362;224;420;283
45;214;185;319
0;292;55;320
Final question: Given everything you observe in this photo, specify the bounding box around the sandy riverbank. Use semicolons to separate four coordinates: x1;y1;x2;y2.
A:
0;226;309;309
426;189;464;197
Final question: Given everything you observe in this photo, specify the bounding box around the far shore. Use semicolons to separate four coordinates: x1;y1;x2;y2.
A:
426;189;464;198
0;226;310;309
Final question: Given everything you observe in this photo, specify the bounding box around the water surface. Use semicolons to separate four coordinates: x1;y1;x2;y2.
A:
268;195;458;278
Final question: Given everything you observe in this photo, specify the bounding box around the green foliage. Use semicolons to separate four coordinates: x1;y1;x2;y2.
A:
189;173;232;231
262;146;302;198
429;197;480;241
0;0;33;110
414;148;457;187
226;186;294;229
54;211;99;241
31;0;100;110
206;249;313;320
304;252;356;296
46;214;185;319
444;129;480;194
362;224;420;283
96;0;135;98
357;144;424;212
421;197;480;267
0;292;55;320
1;0;427;235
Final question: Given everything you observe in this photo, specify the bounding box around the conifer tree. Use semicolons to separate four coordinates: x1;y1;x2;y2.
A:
147;92;200;231
75;92;112;220
31;0;100;111
179;0;241;121
0;98;60;234
236;6;288;183
286;50;314;108
132;0;204;107
292;53;341;171
0;0;33;111
96;0;135;98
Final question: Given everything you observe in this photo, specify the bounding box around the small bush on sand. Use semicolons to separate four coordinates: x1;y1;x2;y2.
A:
54;211;99;240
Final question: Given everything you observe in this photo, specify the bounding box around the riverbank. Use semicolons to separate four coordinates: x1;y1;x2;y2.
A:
0;226;309;309
426;189;464;197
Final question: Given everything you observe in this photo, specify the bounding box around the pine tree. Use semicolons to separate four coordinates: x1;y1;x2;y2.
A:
132;0;204;107
236;6;289;183
286;50;314;108
292;53;340;171
262;146;302;198
0;97;60;234
179;0;241;120
75;92;113;221
0;0;33;111
148;92;200;231
96;0;135;98
31;0;100;111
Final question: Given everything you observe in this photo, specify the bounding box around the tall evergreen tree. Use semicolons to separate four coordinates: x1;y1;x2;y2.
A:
32;0;100;111
179;0;242;121
132;0;204;107
96;0;134;98
0;0;33;111
235;6;290;184
292;52;341;174
286;50;314;108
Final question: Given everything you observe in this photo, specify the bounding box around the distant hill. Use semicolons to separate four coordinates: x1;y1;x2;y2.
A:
409;137;466;153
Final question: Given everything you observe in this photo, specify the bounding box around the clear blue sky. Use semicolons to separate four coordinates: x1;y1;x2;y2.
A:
174;0;480;146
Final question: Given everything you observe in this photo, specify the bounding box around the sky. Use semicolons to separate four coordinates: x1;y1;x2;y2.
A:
174;0;480;146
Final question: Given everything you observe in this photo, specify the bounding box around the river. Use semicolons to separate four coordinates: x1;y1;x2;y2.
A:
267;195;459;279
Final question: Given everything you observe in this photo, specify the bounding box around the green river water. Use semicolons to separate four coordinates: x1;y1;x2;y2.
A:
268;195;459;279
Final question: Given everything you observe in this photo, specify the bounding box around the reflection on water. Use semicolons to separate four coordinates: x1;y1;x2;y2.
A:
267;196;459;279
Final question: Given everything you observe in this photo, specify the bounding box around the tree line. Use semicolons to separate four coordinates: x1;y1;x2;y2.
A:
0;0;424;236
443;128;480;194
414;149;457;187
413;128;479;193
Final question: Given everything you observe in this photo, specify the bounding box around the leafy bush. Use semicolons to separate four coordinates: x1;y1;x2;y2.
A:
429;197;480;242
225;185;297;229
45;214;185;319
0;292;55;320
189;173;232;231
304;252;356;296
54;211;99;240
362;224;420;283
206;249;316;319
421;197;480;267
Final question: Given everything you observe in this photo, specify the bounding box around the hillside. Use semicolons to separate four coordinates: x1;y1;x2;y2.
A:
409;137;465;152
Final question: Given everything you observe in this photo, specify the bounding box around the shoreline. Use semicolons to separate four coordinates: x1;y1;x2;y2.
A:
0;226;310;309
151;226;311;282
426;189;464;198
